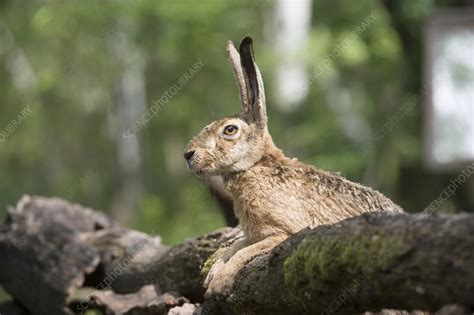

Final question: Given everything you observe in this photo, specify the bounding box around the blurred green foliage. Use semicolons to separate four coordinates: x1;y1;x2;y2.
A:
0;0;472;245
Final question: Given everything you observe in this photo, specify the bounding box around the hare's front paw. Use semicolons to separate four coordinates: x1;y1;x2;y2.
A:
203;258;225;288
204;263;239;297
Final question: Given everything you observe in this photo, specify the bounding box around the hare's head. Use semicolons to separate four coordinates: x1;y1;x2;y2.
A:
184;37;272;177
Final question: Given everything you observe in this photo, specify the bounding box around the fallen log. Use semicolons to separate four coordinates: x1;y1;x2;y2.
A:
0;196;109;315
215;212;474;314
0;196;236;315
0;196;473;314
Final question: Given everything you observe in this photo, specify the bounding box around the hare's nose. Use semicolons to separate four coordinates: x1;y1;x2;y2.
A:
184;150;195;162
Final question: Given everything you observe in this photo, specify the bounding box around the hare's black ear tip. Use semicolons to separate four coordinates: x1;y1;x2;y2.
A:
239;36;254;55
241;36;253;46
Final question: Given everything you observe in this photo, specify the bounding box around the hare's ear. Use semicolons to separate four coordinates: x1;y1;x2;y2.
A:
226;37;267;127
227;40;250;113
239;37;267;126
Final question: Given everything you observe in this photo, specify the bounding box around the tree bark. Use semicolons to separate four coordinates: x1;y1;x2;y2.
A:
0;196;473;315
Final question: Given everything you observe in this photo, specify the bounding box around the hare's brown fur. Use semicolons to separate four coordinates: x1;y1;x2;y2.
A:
225;143;401;243
184;37;403;296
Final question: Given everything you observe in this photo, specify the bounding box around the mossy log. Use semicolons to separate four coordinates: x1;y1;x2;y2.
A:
213;212;474;314
0;196;473;315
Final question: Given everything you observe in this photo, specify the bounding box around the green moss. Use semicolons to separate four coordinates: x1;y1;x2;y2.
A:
283;232;406;300
201;247;226;276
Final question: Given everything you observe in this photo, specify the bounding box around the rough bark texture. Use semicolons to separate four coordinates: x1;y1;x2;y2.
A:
0;196;108;315
0;195;473;315
89;285;189;314
0;196;235;315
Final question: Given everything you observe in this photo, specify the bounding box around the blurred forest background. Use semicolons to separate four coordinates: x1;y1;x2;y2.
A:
0;0;473;246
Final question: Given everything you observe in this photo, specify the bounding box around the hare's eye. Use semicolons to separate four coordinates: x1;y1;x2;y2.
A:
223;125;238;136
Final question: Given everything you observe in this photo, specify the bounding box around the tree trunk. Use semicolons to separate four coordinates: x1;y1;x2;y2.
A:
109;18;146;226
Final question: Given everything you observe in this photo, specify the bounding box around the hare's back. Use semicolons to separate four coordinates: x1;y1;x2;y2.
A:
299;165;403;218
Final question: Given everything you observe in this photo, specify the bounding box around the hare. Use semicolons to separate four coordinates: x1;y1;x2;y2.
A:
184;36;403;296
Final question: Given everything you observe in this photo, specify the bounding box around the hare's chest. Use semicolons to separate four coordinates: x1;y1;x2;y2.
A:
227;174;310;242
233;198;285;242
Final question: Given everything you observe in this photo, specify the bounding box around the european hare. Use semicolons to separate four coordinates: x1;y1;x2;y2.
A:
184;36;403;296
